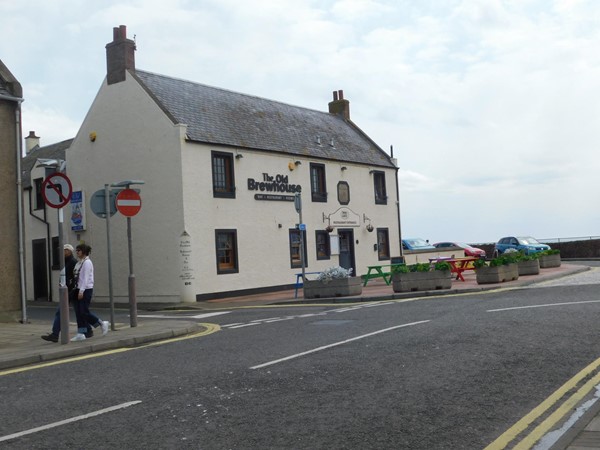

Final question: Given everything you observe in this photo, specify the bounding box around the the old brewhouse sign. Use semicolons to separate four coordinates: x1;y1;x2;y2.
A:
248;173;301;201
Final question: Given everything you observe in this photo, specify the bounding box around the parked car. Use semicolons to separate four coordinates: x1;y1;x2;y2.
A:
433;242;486;257
494;236;550;256
402;238;436;251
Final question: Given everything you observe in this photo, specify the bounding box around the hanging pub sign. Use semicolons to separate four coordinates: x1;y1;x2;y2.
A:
248;173;302;201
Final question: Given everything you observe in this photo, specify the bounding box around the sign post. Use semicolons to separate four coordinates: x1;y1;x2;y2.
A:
294;193;306;286
41;169;72;344
114;183;144;328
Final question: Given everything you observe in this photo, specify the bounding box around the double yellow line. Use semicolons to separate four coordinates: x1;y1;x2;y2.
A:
485;356;600;449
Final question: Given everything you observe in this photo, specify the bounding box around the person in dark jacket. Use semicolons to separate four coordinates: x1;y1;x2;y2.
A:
41;244;83;342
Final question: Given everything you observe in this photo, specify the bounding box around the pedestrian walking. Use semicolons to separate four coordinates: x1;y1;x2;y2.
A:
41;244;79;343
71;244;109;341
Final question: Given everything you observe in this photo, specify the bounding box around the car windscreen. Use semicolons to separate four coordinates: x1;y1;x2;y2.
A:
518;237;540;245
406;239;429;247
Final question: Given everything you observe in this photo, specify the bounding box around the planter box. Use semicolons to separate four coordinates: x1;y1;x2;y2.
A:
476;265;504;284
518;259;540;276
503;263;519;281
303;276;363;299
392;270;452;293
476;264;519;284
539;254;561;268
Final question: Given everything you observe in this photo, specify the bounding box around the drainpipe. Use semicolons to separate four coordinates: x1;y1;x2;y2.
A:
390;145;404;260
1;93;27;322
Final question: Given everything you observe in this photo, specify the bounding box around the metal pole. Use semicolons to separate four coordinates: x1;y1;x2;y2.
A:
127;216;137;327
104;184;115;330
298;198;306;283
58;208;69;344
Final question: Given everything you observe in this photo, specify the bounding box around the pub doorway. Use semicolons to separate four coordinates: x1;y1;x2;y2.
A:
337;229;356;276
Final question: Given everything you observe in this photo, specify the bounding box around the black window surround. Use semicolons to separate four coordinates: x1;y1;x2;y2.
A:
211;151;236;198
215;229;239;274
34;178;44;210
310;163;327;202
377;228;390;261
315;230;331;260
373;170;387;205
289;229;308;268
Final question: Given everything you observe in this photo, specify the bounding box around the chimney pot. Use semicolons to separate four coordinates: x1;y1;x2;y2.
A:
333;91;338;101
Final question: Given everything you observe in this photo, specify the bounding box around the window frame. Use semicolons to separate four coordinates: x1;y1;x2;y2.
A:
372;170;387;205
34;178;44;210
214;229;239;274
211;151;236;198
309;163;327;202
315;230;331;260
289;229;308;269
376;228;390;261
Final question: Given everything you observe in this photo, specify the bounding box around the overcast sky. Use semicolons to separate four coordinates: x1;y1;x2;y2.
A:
2;0;599;244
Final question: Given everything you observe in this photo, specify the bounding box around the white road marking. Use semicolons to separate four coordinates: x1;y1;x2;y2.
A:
250;320;430;369
138;311;231;319
228;322;262;329
0;401;142;443
488;299;600;313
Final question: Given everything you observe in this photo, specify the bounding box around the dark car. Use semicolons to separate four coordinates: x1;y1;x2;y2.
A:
433;242;486;257
494;236;550;257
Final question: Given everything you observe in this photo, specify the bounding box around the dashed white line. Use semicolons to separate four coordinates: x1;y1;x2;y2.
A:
0;401;142;443
488;299;600;312
250;320;430;369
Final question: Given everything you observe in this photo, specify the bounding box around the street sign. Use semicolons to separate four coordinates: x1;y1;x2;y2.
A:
90;189;117;218
116;188;142;217
41;172;72;208
294;193;302;213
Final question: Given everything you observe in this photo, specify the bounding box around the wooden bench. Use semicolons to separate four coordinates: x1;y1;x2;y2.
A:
294;272;322;298
363;264;406;286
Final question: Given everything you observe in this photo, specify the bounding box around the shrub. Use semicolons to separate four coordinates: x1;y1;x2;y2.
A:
409;263;431;273
473;258;487;269
434;261;452;271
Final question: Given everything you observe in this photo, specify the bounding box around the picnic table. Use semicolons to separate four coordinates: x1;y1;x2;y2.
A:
445;257;479;281
294;272;321;298
363;263;406;286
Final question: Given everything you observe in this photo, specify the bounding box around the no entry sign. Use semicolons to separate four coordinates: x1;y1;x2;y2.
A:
116;188;142;217
41;172;73;208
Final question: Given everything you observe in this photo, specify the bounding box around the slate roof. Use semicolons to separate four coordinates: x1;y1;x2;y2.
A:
133;70;395;169
21;139;74;189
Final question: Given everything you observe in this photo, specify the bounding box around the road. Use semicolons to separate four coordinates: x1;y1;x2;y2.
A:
2;265;600;449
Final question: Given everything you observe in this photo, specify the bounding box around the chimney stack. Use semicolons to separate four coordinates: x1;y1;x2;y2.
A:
105;25;136;85
24;131;40;153
328;89;350;120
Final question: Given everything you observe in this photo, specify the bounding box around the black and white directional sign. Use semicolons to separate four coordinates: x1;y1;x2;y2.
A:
41;172;73;209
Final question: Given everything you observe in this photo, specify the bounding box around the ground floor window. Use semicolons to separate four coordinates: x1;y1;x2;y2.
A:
377;228;390;261
315;230;330;260
215;229;238;274
289;229;308;268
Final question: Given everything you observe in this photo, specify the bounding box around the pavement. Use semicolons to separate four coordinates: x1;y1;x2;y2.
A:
1;262;599;449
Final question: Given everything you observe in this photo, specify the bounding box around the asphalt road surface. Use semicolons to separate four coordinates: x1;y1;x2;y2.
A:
2;266;600;449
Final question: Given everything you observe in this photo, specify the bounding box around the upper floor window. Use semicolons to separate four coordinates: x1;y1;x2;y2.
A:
34;178;44;210
215;229;238;274
373;171;387;205
310;163;327;202
377;228;390;261
212;151;235;198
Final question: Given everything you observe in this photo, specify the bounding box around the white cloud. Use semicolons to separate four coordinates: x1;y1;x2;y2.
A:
2;0;600;242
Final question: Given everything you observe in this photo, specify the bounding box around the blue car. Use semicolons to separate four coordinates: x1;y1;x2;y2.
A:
494;236;550;256
402;238;436;251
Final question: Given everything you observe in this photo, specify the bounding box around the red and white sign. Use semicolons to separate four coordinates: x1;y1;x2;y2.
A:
41;172;73;209
116;189;142;217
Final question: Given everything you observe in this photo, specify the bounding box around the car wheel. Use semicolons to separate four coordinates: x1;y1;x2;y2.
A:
493;249;499;258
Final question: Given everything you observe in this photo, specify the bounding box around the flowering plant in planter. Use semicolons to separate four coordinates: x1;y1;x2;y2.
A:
317;266;353;284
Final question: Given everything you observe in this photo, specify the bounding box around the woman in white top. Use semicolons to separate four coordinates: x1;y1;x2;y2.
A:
71;244;109;341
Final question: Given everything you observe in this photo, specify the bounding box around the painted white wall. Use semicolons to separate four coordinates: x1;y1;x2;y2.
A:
181;144;401;294
65;72;185;303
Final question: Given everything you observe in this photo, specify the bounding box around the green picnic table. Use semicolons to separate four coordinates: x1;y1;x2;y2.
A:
363;263;406;286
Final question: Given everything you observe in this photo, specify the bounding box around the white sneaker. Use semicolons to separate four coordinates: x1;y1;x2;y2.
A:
101;321;109;336
71;333;86;342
